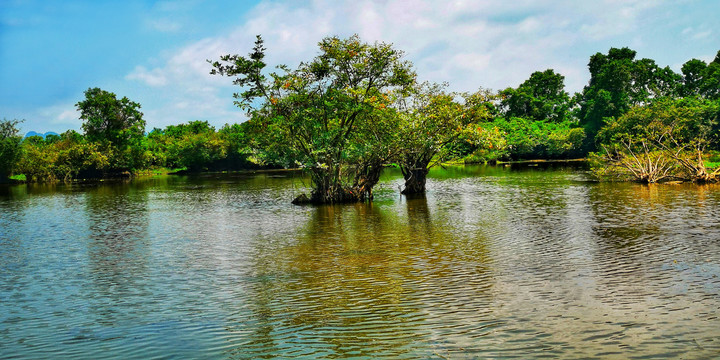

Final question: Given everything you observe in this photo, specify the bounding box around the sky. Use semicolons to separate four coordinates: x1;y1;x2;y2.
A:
1;0;719;134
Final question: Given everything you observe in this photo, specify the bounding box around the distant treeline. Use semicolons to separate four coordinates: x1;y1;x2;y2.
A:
2;36;719;195
1;114;261;183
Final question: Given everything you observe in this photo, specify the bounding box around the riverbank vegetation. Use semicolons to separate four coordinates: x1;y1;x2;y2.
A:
2;34;720;200
1;118;23;182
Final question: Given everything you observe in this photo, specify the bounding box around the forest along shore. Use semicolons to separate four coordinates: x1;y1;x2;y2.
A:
2;38;719;199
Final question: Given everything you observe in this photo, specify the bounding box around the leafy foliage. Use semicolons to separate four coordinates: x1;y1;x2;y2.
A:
17;131;110;182
217;122;256;170
76;87;147;170
681;51;720;99
210;35;415;203
499;69;570;122
594;97;720;182
575;47;682;150
394;83;495;193
148;121;227;171
0;118;23;179
467;117;585;161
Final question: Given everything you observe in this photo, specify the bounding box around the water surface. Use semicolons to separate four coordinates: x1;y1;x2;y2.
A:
1;165;719;359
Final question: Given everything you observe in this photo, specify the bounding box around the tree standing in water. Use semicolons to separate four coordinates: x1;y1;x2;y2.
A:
209;35;415;204
396;83;495;195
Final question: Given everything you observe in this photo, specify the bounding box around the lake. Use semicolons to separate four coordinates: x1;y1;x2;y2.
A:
1;164;719;359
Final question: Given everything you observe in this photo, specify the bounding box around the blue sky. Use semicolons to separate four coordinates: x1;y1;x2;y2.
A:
1;0;718;134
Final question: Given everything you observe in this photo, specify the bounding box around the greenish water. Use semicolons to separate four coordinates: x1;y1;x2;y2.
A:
1;164;719;359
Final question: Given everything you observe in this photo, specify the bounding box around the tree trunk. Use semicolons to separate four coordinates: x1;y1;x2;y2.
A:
293;166;376;205
401;167;429;195
691;152;717;183
354;162;384;201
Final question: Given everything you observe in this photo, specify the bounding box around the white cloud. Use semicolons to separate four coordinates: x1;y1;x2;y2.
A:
681;26;712;41
123;0;678;129
57;108;78;122
126;66;168;87
35;104;75;125
691;29;712;41
20;103;83;133
148;18;182;33
692;31;712;40
576;0;666;39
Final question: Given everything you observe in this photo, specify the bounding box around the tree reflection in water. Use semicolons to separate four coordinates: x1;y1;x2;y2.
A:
85;182;150;327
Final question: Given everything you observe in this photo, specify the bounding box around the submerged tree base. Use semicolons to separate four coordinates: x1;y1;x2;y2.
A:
291;193;312;205
591;150;720;184
401;168;429;195
292;186;373;205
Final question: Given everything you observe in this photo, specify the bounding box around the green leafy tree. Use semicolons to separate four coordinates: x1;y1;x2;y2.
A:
210;35;415;204
0;118;23;180
575;48;682;151
17;130;109;182
76;87;147;171
148;120;227;172
595;97;720;183
681;50;720;99
217;122;256;170
499;69;570;122
331;97;403;199
467;117;585;161
395;84;495;194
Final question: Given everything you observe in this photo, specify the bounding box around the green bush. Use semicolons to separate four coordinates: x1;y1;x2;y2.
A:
469;117;585;161
17;131;110;182
0;118;23;180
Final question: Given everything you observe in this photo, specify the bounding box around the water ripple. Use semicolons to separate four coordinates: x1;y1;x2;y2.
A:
1;166;720;358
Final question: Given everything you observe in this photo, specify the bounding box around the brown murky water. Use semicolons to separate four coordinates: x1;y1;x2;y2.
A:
1;164;719;359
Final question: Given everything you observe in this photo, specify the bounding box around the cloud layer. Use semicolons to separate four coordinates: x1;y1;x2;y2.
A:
125;0;684;129
7;0;718;132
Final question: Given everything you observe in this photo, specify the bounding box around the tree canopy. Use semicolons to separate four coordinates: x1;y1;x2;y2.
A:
395;83;495;194
575;47;681;150
499;69;570;123
8;39;720;190
595;97;720;183
681;51;720;99
210;35;416;203
76;88;147;171
0;118;23;180
148;121;227;172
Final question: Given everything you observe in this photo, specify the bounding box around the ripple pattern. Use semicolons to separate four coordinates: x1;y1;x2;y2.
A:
1;166;720;359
